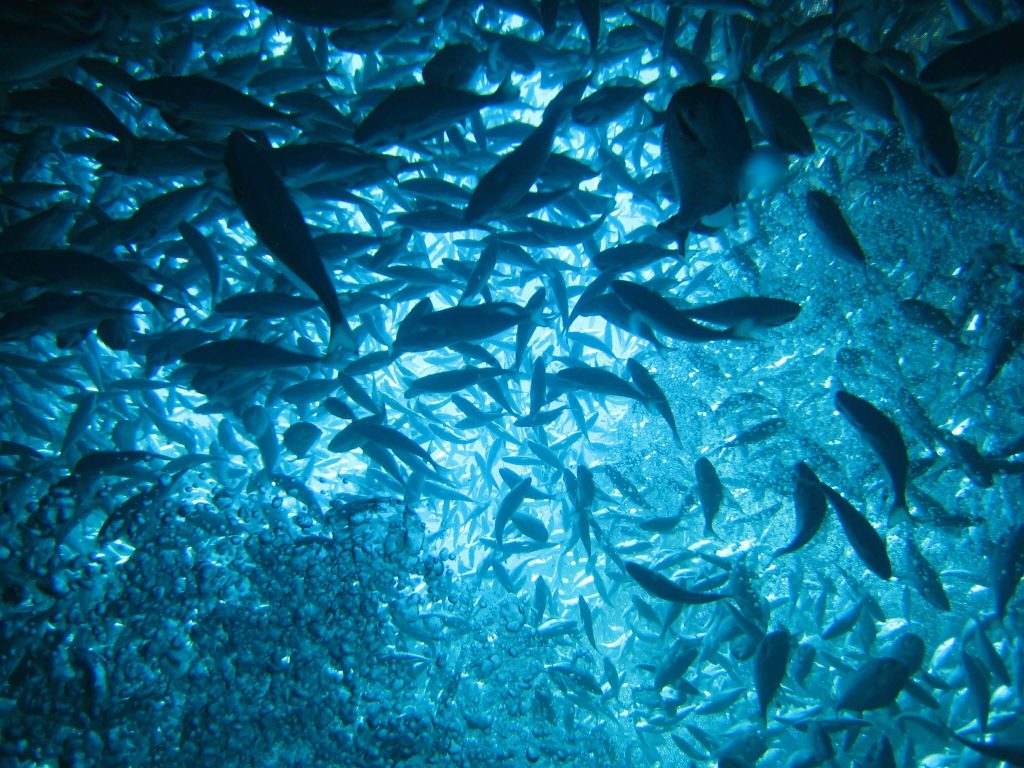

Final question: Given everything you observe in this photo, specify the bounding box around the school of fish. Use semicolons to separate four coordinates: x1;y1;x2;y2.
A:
1;0;1023;766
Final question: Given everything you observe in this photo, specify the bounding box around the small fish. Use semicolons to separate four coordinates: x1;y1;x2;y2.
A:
805;191;867;268
861;735;896;768
904;533;951;611
960;647;991;732
678;297;802;332
612;280;742;343
828;38;894;122
578;596;596;649
920;21;1024;92
465;78;588;223
183;339;321;369
694;457;724;536
950;731;1024;766
821;599;863;640
354;77;517;147
992;523;1024;619
791;643;816;687
283;422;321;458
624;561;728;604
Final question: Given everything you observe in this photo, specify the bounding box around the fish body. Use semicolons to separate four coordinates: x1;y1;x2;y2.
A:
774;462;827;556
837;656;911;711
625;561;728;604
754;629;791;722
612;280;742;342
821;483;892;580
835;390;909;524
739;77;814;156
920;21;1024;91
132;74;286;128
355;78;516;146
661;83;751;231
695;457;724;536
393;300;538;353
224;131;353;353
805;191;866;267
679;297;801;331
879;69;959;177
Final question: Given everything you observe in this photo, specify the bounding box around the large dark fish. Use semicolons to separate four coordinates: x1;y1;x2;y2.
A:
821;483;893;580
992;524;1024;619
920;21;1024;92
837;656;911;711
754;629;790;722
835;390;909;525
661;83;751;234
224;131;354;353
805;191;866;268
624;561;728;604
612;280;742;343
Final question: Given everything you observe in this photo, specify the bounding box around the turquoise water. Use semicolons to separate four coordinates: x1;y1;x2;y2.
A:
1;2;1023;766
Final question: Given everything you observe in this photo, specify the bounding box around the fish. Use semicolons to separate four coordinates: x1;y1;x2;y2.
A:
0;249;178;309
836;656;912;711
0;3;1019;765
878;69;959;177
835;390;910;525
805;191;867;268
694;457;724;536
821;483;893;580
282;421;321;458
183;339;321;369
754;629;790;722
130;74;287;129
624;561;729;604
828;38;894;122
992;524;1024;619
392;297;543;353
660;82;752;235
738;77;815;156
354;77;517;147
950;731;1024;766
904;533;951;612
920;21;1024;92
678;297;801;332
464;77;588;223
578;596;596;649
550;364;644;402
403;366;509;398
224;131;355;353
960;647;990;731
774;462;827;557
611;280;744;343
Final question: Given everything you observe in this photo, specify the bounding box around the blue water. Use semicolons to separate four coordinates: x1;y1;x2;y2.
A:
1;2;1023;767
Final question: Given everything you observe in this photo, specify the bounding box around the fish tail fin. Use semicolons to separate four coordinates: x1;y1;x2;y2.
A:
888;502;911;527
494;73;519;102
729;319;759;341
327;316;358;356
